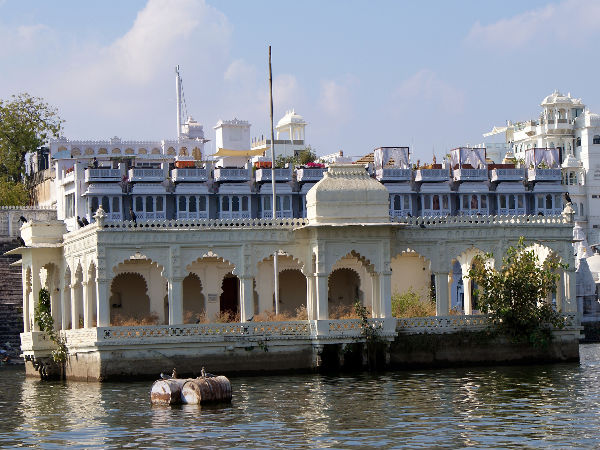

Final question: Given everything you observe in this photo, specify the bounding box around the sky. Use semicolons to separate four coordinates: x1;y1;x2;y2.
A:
1;0;600;162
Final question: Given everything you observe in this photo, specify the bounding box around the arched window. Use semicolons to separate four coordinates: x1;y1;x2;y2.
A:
546;194;553;210
179;196;187;211
581;203;585;216
403;194;410;210
394;195;401;210
112;197;120;213
500;195;507;209
135;196;143;211
572;203;578;216
432;195;440;210
199;196;206;211
146;196;154;212
470;195;478;210
232;196;239;212
222;196;229;211
576;137;582;147
242;196;249;211
594;135;600;145
509;195;516;210
90;197;99;214
156;196;163;211
442;195;449;210
189;196;197;212
102;196;110;213
283;196;290;211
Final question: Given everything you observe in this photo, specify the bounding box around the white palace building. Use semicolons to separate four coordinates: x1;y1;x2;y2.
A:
12;86;591;379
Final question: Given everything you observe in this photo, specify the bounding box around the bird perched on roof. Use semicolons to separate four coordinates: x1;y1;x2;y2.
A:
16;237;25;247
129;208;137;224
160;372;172;380
564;192;572;204
76;216;85;228
19;216;27;223
201;367;215;378
171;368;177;379
81;217;90;226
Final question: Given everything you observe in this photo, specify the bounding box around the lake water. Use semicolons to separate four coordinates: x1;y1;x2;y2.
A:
2;345;600;449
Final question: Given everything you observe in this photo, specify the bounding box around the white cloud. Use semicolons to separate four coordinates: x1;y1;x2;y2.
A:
393;69;464;114
318;76;358;122
466;0;600;50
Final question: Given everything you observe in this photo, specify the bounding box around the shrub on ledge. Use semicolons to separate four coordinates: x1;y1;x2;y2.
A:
392;289;436;318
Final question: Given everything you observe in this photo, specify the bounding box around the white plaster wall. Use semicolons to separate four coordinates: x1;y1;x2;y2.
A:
390;253;431;301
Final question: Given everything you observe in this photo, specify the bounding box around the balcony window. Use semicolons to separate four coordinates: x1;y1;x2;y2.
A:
220;195;250;218
390;194;411;217
133;195;166;220
497;194;525;215
112;197;120;213
421;194;450;216
594;135;600;145
146;196;154;213
102;196;111;213
535;194;562;215
65;193;75;218
91;197;99;214
222;197;229;211
460;194;488;215
576;137;581;147
260;195;292;218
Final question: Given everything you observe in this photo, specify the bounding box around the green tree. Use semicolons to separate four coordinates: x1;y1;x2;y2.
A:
274;146;317;168
0;93;63;204
468;237;565;347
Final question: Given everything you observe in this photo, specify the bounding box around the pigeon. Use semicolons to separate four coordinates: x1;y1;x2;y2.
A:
81;217;90;226
171;368;177;379
16;237;25;247
564;192;572;204
19;216;27;223
129;208;137;224
76;216;85;228
160;372;172;380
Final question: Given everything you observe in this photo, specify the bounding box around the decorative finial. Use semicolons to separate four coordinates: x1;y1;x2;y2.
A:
94;205;106;228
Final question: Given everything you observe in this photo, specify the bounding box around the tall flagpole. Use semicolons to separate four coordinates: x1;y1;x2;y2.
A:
269;46;279;315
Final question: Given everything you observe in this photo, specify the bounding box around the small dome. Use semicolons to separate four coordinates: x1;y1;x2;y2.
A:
276;109;306;129
586;254;600;277
562;154;582;168
306;164;390;224
541;90;583;106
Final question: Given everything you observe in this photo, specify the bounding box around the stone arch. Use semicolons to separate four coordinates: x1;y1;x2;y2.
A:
84;147;95;155
98;148;108;155
192;147;202;160
72;263;84;329
329;250;376;315
454;247;490;315
219;273;239;320
87;263;97;327
183;273;205;323
167;147;176;156
185;252;236;321
138;148;148;155
278;269;307;316
111;148;121;154
40;262;61;328
112;255;167;325
391;248;432;305
71;148;81;156
179;147;188;156
125;148;134;155
328;267;361;317
151;148;161;155
256;252;306;316
109;272;151;325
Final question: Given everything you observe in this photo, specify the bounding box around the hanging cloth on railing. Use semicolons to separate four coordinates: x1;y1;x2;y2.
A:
525;148;559;168
451;148;487;169
389;147;409;168
374;148;391;170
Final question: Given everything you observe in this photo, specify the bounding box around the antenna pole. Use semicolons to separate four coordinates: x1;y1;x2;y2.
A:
175;65;182;139
269;46;279;316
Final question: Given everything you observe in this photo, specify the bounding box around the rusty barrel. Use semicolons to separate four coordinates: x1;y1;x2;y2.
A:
151;378;187;405
181;376;232;404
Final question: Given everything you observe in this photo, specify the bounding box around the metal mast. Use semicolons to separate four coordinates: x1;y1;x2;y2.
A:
269;46;279;315
175;65;182;138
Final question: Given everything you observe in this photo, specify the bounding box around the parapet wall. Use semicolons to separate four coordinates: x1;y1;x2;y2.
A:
0;206;56;239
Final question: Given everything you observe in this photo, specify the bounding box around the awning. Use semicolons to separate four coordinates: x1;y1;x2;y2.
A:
384;183;415;194
419;182;452;193
533;183;565;193
259;184;293;194
131;183;168;194
217;183;252;194
211;148;266;157
174;183;210;195
495;182;526;193
457;182;490;194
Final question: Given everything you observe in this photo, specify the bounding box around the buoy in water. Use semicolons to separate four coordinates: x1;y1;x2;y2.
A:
151;372;232;405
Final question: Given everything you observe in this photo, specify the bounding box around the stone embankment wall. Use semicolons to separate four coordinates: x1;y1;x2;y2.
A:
0;207;56;357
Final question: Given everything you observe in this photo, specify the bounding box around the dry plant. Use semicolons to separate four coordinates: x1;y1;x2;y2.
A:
184;310;208;324
111;313;159;326
329;303;362;319
253;305;308;322
212;310;240;323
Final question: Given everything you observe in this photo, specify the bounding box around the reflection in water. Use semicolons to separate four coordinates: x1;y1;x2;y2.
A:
1;345;600;448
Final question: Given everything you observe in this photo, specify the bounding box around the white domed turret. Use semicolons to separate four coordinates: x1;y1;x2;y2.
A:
306;164;389;224
276;109;307;141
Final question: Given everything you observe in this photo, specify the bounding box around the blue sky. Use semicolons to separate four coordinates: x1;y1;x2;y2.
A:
1;0;599;161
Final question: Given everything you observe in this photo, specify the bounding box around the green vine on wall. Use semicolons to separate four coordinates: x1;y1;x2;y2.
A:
34;288;68;363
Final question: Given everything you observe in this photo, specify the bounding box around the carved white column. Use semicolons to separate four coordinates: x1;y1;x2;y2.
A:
22;268;30;333
371;273;380;318
239;276;254;322
379;271;392;318
462;275;472;315
96;278;110;327
563;269;578;313
60;284;69;330
82;281;91;328
315;274;329;320
168;277;184;325
434;272;450;316
306;274;316;320
71;283;80;329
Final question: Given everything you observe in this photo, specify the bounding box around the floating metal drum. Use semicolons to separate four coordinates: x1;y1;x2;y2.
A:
150;379;187;405
181;376;232;404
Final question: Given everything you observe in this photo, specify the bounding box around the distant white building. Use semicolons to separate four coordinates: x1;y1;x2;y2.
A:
250;109;308;159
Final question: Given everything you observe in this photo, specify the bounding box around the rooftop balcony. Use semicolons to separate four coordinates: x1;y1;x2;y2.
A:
128;168;165;182
490;168;526;182
255;168;292;183
452;168;488;182
172;168;208;182
414;168;449;182
251;139;305;149
296;167;326;183
375;168;411;182
213;167;250;183
85;168;122;182
527;168;562;182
